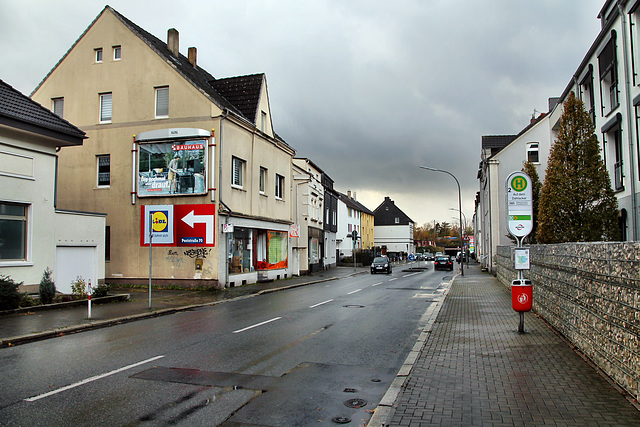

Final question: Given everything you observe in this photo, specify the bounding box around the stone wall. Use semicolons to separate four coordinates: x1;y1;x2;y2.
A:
496;242;639;402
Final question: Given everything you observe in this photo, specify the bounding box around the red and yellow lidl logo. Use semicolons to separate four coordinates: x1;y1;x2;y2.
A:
152;211;169;232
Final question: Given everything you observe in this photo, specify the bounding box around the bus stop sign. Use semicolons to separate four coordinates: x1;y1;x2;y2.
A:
506;171;533;239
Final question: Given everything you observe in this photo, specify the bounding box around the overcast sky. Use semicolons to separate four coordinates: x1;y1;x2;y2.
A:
0;0;605;228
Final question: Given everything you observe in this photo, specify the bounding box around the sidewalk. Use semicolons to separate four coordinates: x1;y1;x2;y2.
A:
372;262;640;426
0;266;367;347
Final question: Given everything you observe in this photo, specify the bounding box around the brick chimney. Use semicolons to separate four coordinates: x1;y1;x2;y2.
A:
188;47;197;67
167;28;179;56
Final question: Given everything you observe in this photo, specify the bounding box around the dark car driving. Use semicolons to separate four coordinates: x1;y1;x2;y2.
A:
434;255;453;271
370;256;392;274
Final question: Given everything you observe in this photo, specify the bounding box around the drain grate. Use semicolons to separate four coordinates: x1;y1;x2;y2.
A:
344;398;367;408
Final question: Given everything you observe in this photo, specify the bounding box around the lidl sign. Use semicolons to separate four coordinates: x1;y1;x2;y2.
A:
506;172;533;238
141;204;215;247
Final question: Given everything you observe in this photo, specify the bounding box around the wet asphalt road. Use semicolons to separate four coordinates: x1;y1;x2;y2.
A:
0;262;452;426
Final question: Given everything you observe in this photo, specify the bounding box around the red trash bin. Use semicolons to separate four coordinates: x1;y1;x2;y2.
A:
511;279;532;312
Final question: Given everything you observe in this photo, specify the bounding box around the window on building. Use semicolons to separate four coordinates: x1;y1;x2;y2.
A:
275;174;284;199
526;142;539;163
155;86;169;118
0;202;27;261
99;92;112;123
395;217;400;224
113;45;121;61
261;111;267;132
630;6;640;86
95;48;103;63
579;65;596;125
598;33;619;115
232;157;245;188
105;226;111;261
52;97;64;118
603;114;624;191
259;167;267;194
97;155;110;187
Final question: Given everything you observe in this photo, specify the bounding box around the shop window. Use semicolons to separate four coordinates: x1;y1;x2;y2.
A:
229;228;288;274
229;227;253;274
0;202;28;261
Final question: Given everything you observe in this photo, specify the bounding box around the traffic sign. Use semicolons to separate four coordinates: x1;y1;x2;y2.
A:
506;171;533;238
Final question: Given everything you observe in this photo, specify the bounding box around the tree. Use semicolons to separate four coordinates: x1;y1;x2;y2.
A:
537;92;620;243
522;160;542;243
39;267;56;304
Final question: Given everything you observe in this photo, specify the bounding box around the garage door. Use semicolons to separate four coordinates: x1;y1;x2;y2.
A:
55;246;96;294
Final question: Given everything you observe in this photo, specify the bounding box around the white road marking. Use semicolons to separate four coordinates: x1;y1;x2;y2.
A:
347;289;362;295
233;317;282;334
403;272;420;277
309;299;333;308
371;282;383;287
24;355;165;402
389;278;398;282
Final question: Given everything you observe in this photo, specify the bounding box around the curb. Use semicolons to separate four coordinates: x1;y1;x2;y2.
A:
366;274;455;426
0;294;130;316
0;272;367;348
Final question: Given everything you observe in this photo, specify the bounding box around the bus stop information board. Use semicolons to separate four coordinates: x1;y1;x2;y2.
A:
506;171;533;239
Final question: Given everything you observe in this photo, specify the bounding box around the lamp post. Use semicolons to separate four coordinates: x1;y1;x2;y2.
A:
420;166;463;276
450;207;469;268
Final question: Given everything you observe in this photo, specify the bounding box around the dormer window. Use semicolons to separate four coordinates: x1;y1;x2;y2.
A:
95;48;103;63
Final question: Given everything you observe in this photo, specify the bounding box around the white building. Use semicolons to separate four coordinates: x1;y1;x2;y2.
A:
476;110;553;272
373;196;415;257
336;191;362;258
0;79;105;293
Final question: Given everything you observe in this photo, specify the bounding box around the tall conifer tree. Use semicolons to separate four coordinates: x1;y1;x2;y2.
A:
537;92;619;243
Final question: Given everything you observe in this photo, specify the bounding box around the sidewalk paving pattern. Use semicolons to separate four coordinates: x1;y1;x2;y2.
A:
385;263;640;426
1;263;639;426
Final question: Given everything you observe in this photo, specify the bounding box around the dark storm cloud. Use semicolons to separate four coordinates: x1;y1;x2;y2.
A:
0;0;604;225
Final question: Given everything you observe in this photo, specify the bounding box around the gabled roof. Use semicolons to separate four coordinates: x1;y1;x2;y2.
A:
336;191;373;215
373;196;414;225
0;79;85;146
32;6;273;132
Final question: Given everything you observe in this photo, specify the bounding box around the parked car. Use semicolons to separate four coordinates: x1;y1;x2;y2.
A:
434;255;453;271
416;253;424;261
371;256;392;274
425;253;434;261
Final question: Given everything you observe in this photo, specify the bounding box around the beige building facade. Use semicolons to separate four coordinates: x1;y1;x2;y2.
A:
31;6;295;288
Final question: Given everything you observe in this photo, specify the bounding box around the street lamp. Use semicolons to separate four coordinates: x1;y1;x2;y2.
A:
450;207;469;267
419;166;464;276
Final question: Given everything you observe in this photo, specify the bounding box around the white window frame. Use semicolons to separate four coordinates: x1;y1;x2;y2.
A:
259;167;267;194
113;45;121;61
99;92;112;123
275;174;284;199
526;142;540;164
0;201;31;264
155;86;169;119
95;48;103;63
232;156;245;188
52;97;64;118
97;154;111;187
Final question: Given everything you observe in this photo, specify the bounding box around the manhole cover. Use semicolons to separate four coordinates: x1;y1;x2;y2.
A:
344;398;367;408
343;304;365;308
371;378;381;382
332;416;351;424
343;388;357;393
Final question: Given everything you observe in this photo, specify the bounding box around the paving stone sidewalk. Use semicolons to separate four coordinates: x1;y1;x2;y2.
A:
386;263;640;426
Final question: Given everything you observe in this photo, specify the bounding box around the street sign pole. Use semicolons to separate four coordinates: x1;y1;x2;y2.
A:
506;171;533;333
148;211;153;309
